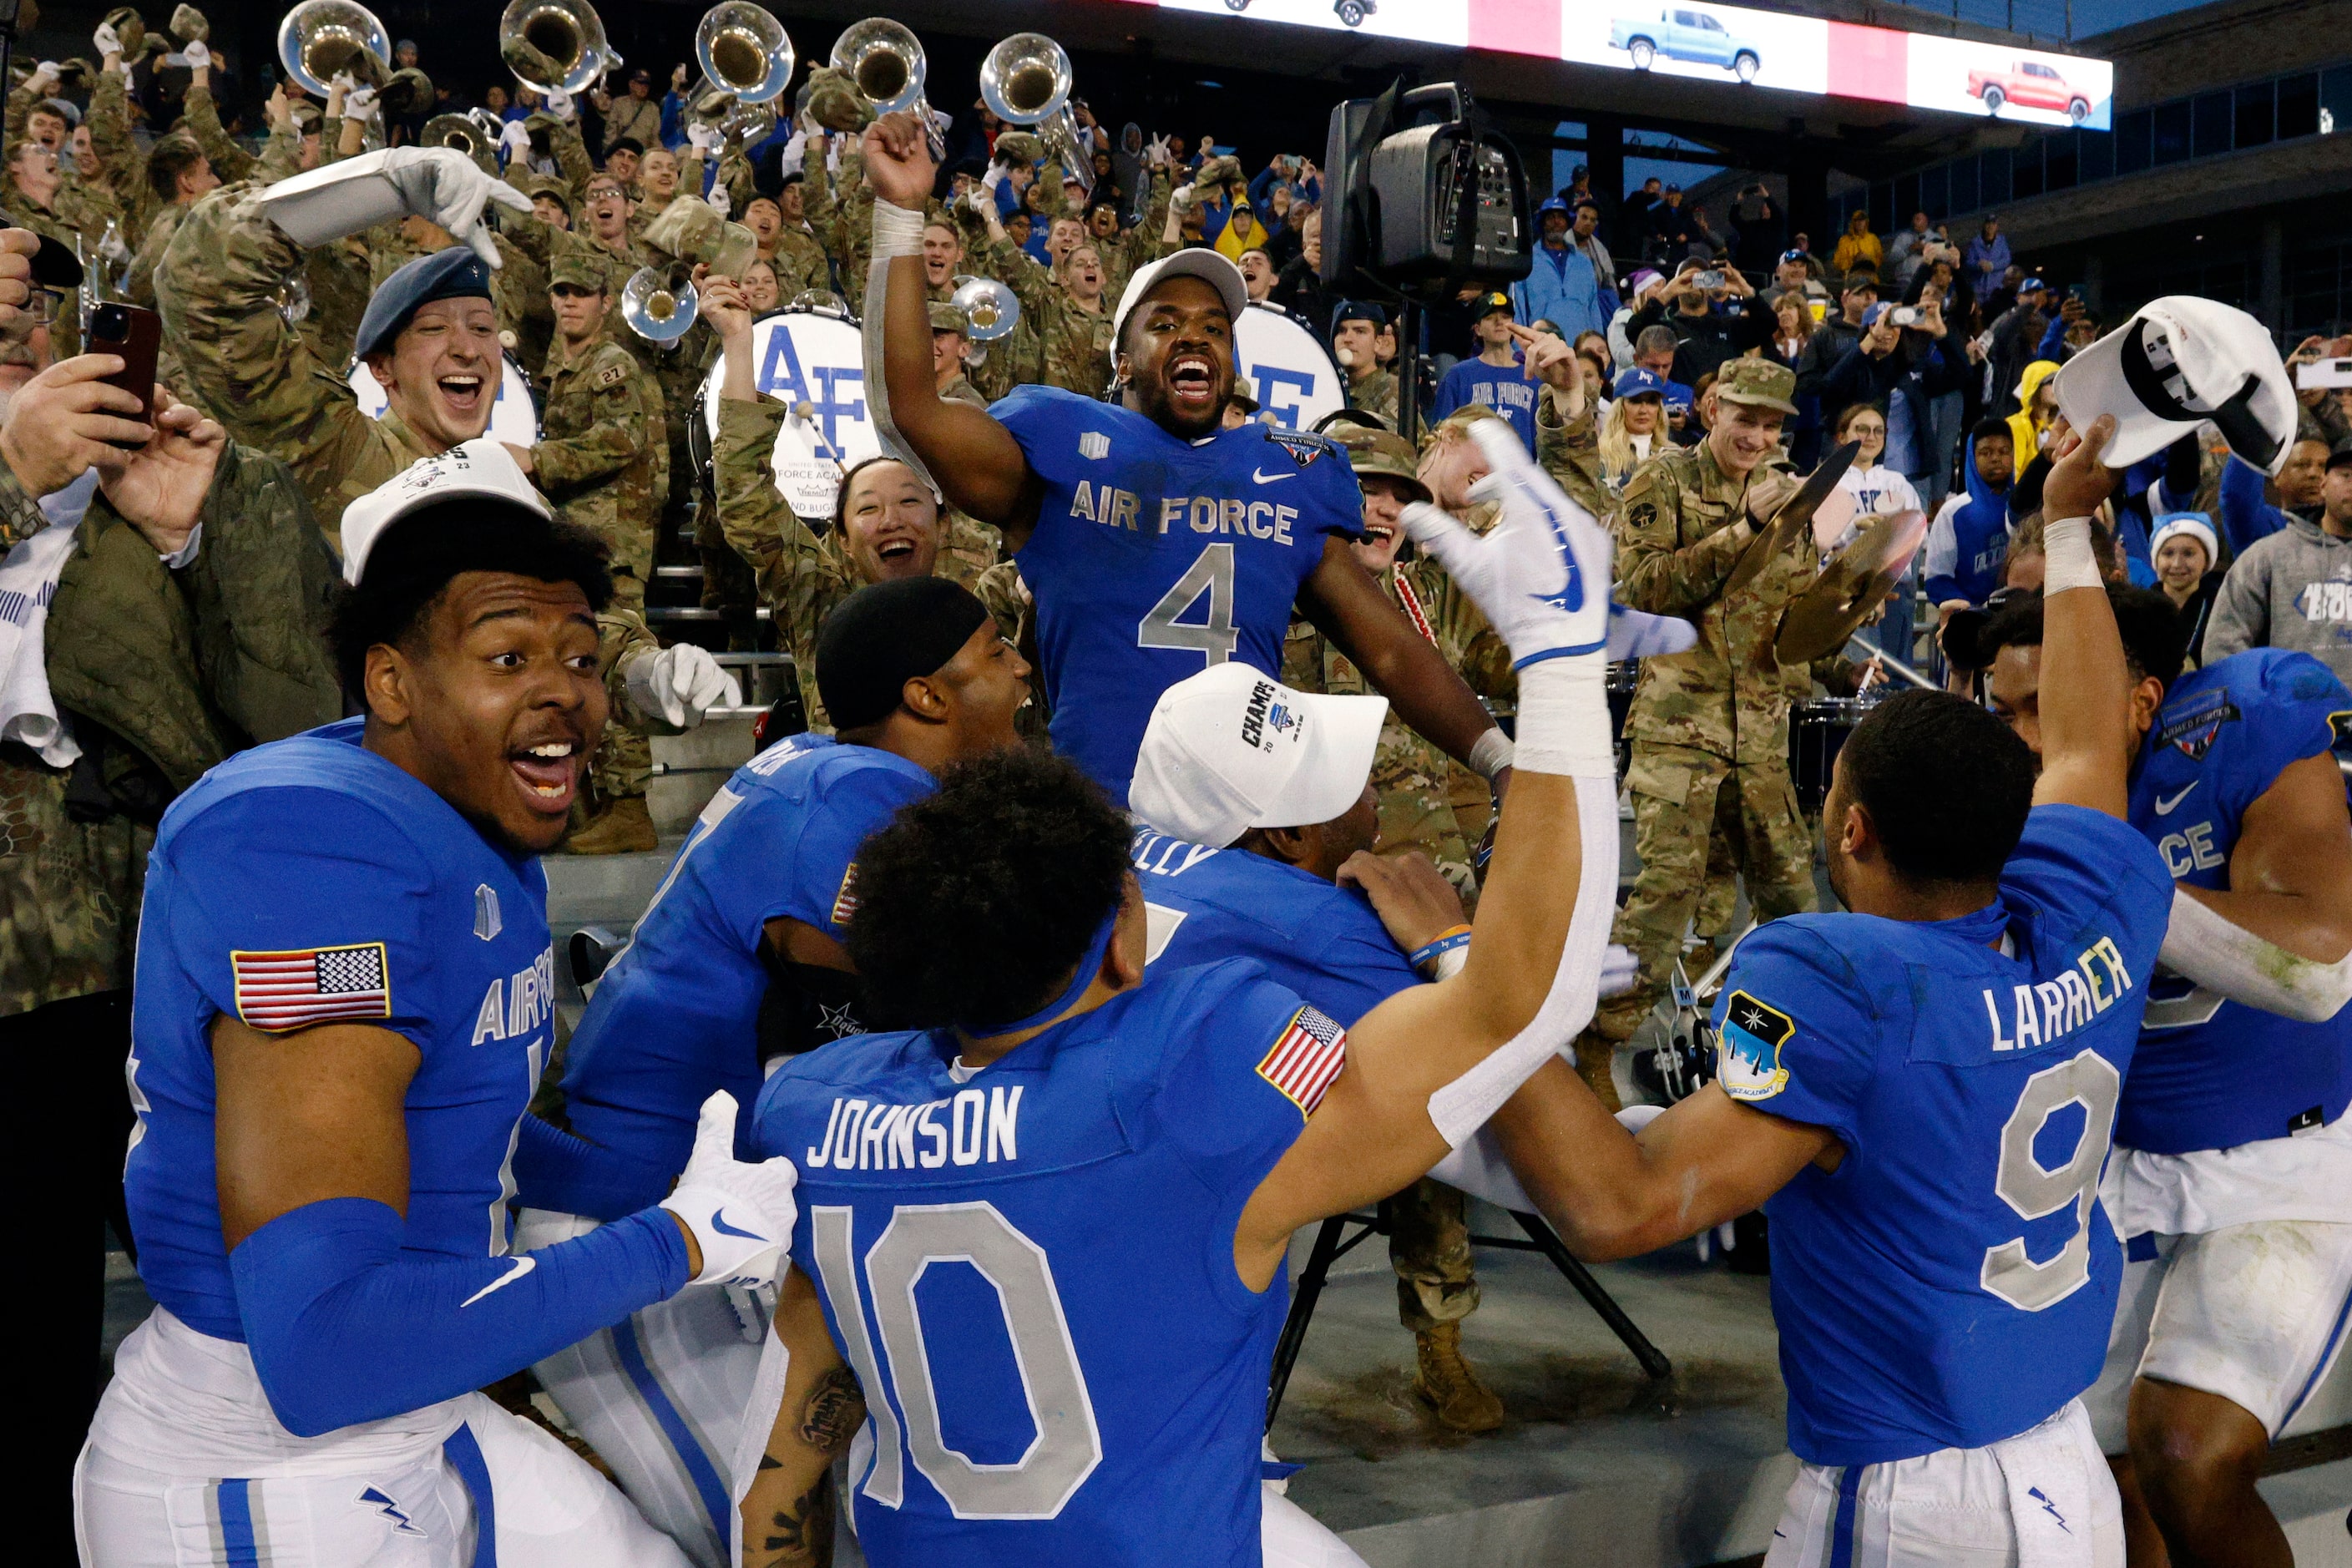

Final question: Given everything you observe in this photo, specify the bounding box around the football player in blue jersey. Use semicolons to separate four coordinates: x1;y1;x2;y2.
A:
1481;417;2176;1566
1979;586;2352;1568
734;420;1629;1565
854;110;1516;806
514;577;1031;1566
78;446;801;1568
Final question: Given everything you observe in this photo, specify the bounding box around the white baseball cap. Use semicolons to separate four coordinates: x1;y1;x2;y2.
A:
1127;663;1388;849
2053;296;2298;475
1109;248;1251;358
339;438;550;585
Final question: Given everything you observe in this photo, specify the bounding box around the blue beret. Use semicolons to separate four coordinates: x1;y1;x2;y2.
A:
353;247;494;362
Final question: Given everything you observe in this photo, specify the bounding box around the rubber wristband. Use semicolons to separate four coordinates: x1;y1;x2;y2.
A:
872;199;924;260
2042;514;2103;594
1409;928;1474;973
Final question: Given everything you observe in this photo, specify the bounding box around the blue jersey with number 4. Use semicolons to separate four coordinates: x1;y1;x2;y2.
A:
1708;804;2171;1465
2124;648;2352;1155
750;960;1348;1565
1131;827;1419;1026
124;719;558;1343
994;385;1361;800
559;734;933;1212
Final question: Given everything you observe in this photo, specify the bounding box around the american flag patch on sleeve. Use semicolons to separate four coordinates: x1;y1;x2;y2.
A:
1257;1006;1348;1117
830;862;862;927
231;943;392;1032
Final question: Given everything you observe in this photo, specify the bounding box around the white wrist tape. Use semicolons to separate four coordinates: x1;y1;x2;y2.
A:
872;199;924;259
1507;656;1615;780
862;203;947;502
2160;887;2352;1024
1467;726;1515;782
2041;515;2103;595
1426;771;1620;1147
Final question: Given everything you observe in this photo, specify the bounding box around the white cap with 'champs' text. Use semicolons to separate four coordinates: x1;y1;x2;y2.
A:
1127;663;1388;850
338;438;550;586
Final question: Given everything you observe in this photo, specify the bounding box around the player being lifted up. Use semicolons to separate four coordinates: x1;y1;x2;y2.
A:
1485;415;2175;1568
854;109;1515;803
736;422;1626;1565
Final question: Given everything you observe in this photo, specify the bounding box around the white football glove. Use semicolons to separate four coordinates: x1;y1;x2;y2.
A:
626;642;741;729
380;145;531;266
1606;603;1698;660
1399;419;1613;666
545;88;575;123
181;38;210;69
659;1091;799;1289
91;24;119;57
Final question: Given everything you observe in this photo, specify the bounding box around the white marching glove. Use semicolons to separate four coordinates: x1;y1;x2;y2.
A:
1400;419;1613;666
498;118;530;159
92;23;119;57
1606;604;1697;660
687;122;720;154
626;643;741;728
660;1091;800;1289
1171;182;1198;213
181;38;210;69
380;145;531;266
706;184;731;218
33;61;58;83
1145;133;1171;167
342;83;380;127
1600;943;1640;999
546;88;574;123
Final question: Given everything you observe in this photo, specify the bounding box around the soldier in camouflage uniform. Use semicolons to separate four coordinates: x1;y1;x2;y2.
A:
930;299;990;412
529;250;670;852
768;180;834;300
1574;357;1821;1111
1275;418;1507;1434
704;276;1019;733
972;204;1115;398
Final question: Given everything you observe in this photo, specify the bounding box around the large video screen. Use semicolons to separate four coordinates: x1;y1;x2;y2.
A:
1155;0;2114;131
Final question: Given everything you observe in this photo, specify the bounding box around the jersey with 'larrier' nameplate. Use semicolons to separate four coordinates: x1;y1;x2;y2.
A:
122;719;563;1345
749;959;1349;1565
994;385;1363;800
1707;804;2171;1466
2124;647;2352;1155
559;733;933;1215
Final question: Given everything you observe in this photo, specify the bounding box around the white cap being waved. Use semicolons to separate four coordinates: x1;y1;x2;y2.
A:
1109;249;1252;354
2053;296;2297;475
338;438;547;585
1127;662;1387;849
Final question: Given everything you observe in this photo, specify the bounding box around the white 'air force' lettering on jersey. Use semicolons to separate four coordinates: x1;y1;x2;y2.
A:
1065;479;1299;546
1982;935;2134;1053
803;1087;1024;1171
470;945;557;1044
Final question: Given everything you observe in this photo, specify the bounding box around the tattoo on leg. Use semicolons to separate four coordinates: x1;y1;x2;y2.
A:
799;1363;865;1452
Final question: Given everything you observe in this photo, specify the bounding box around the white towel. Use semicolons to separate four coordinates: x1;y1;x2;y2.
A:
0;475;93;768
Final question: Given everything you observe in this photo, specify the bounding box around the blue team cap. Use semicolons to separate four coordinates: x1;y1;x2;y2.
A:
1537;195;1571;219
1613;367;1669;400
2021;275;2048;292
1778;248;1807;264
354;247;495;362
1332;300;1388;332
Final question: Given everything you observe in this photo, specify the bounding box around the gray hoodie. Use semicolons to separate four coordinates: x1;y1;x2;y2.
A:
2203;515;2352;688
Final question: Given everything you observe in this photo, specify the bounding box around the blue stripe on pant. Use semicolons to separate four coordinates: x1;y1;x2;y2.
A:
1828;1463;1864;1568
2282;1277;2352;1431
611;1314;735;1549
443;1422;498;1568
215;1479;259;1568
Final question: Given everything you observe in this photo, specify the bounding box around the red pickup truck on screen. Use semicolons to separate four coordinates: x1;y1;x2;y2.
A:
1967;58;2094;123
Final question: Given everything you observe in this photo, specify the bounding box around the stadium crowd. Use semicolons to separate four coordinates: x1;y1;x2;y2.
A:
8;12;2352;1568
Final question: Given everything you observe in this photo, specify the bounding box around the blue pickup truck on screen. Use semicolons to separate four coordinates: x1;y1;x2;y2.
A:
1609;8;1763;82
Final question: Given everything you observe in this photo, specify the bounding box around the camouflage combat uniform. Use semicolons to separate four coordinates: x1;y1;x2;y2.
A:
771;221;832;300
973;231;1115;400
535;272;668;804
712;397;1019;733
1579;361;1821;1111
802;139;873;301
1348;368;1400;427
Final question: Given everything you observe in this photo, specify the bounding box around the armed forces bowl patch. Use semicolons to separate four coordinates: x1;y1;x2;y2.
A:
1718;989;1793;1102
2152;686;2240;761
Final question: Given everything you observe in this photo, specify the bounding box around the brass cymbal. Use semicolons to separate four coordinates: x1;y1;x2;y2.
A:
1722;439;1861;599
1774;508;1930;665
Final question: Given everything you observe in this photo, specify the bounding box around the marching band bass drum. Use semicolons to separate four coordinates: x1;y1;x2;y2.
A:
1234;301;1345;432
698;305;879;521
348;352;540;447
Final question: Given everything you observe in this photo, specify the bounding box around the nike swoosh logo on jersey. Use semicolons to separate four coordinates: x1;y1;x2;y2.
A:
711;1208;766;1241
459;1254;534;1308
1251;467;1297;484
2154;781;2198;815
